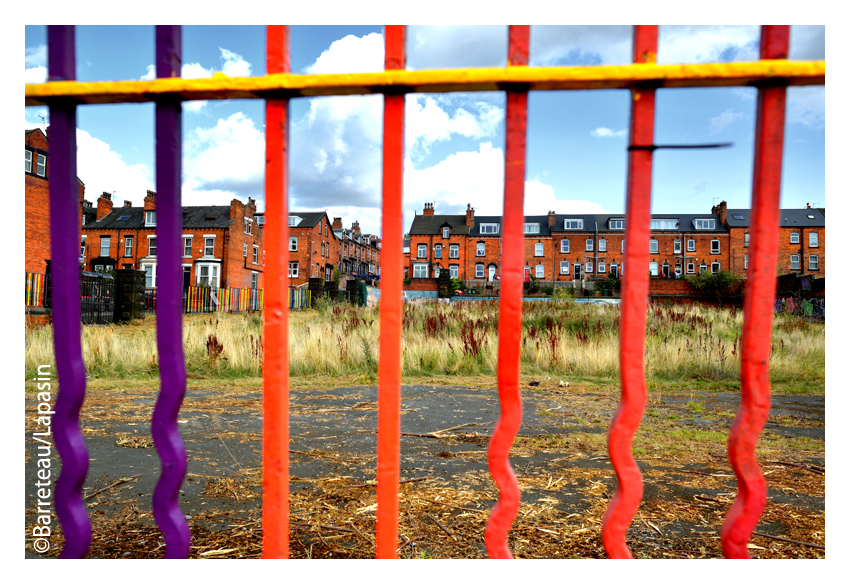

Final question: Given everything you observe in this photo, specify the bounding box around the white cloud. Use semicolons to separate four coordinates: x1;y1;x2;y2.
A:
405;94;504;158
657;25;759;64
25;45;46;68
407;26;507;70
708;109;745;135
530;26;633;66
303;33;384;74
590;127;627;138
524;180;609;215
787;86;825;130
25;67;47;84
75;129;154;206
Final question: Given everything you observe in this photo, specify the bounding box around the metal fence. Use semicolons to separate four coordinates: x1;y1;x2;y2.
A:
26;25;824;559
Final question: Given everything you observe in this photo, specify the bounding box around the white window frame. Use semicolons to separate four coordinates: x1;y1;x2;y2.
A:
476;263;485;278
693;219;716;230
650;219;678;230
450;264;459;279
687;240;695;252
442;226;450;238
289;237;298;252
524;223;540;234
711;262;720;273
560;261;569;274
148;236;157;257
674;239;681;254
687;262;695;274
809;232;819;248
480;223;499;234
621;240;625;253
244;218;253;234
534;243;544;257
145;210;156;227
790;255;800;270
126;236;135;257
599;239;607;252
790;232;800;244
560;239;570;253
564;219;583;230
711;239;720;254
253;245;259;264
433;265;440;278
251;272;258;289
809;255;819;270
142;262;157;289
100;237;110;257
80;236;86;261
649;239;658;254
535;264;544;278
288;261;299;278
418;244;427;258
195;263;220;289
477;242;485;257
586;239;593;252
413;263;429;278
25;150;32;173
36;153;46;176
289;216;301;227
744;255;748;269
585;262;593;273
434;245;442;259
449;244;459;259
609;219;624;230
744;232;750;247
649;262;658;276
598;261;606;273
244;243;248;258
183;236;192;258
204;236;216;257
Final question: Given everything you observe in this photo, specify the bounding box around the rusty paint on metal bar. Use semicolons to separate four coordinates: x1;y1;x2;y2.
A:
263;24;291;559
25;60;824;106
376;24;405;560
47;24;92;559
601;24;657;559
485;25;528;560
151;24;191;559
721;25;789;559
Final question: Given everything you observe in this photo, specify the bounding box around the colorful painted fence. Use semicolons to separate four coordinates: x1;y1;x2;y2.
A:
25;272;48;307
26;25;824;560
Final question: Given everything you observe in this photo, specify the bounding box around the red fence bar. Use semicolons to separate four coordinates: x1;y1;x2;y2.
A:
376;24;405;559
601;24;657;559
721;25;789;559
150;25;191;559
263;24;291;559
47;24;92;559
485;24;529;559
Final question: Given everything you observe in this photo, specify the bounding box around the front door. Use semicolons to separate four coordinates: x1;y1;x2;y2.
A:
488;265;496;282
574;263;581;280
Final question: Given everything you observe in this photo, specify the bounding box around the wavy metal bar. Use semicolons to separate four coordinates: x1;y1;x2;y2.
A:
263;24;291;559
601;24;657;559
485;25;528;560
376;24;406;559
47;25;92;559
150;25;191;559
721;25;789;559
25;60;825;106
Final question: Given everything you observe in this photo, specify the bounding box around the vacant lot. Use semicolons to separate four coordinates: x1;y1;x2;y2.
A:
24;375;824;559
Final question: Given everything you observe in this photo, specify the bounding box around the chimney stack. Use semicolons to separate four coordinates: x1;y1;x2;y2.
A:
548;210;556;228
466;203;475;229
332;217;343;230
423;202;435;217
352;221;361;235
96;192;114;221
123;200;132;207
718;200;727;225
144;190;157;210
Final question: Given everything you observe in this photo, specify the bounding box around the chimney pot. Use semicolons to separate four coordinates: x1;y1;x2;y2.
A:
123;200;132;207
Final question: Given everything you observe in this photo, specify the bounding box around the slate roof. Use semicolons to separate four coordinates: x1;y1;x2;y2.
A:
288;212;327;229
83;205;233;230
725;208;825;228
409;214;470;236
550;213;729;234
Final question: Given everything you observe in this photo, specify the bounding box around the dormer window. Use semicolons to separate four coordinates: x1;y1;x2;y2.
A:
289;216;301;227
25;150;32;173
442;226;450;238
609;219;624;230
564;219;583;230
36;153;46;176
523;223;540;234
145;211;156;226
693;219;715;230
480;223;499;234
244;218;253;234
650;219;678;230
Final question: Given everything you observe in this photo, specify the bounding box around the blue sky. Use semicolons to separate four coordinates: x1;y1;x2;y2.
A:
24;25;825;237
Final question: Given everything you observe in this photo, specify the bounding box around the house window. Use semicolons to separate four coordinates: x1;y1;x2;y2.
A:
253;246;259;264
442;226;450;238
25;150;32;172
476;263;485;278
413;263;428;278
744;255;748;270
693;219;715;229
477;242;485;256
560;239;570;253
450;244;459;259
145;211;156;227
204;237;215;256
480;223;499;234
100;237;110;257
674;239;681;254
244;218;252;234
196;264;220;288
251;272;258;289
182;237;192;257
711;240;720;254
687;262;695;274
687;240;695;252
125;236;134;257
148;237;157;257
599;239;607;252
650;240;658;254
36;154;46;176
699;263;708;274
536;265;544;278
649;262;658;276
288;262;299;277
418;244;427;258
244;243;248;257
560;261;569;274
433;265;440;278
450;265;459;279
289;237;297;251
586;239;593;252
598;262;606;273
809;232;819;247
621;240;625;253
144;264;156;288
524;223;540;234
809;255;819;270
650;219;678;230
790;255;800;270
661;263;670;277
711;262;720;273
534;243;544;256
564;219;583;230
288;216;300;226
790;232;800;244
434;245;442;259
610;219;624;230
585;262;593;273
80;237;86;260
744;232;749;247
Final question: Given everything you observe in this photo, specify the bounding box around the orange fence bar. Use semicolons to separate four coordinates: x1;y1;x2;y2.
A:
376;24;406;559
263;24;291;559
485;25;529;559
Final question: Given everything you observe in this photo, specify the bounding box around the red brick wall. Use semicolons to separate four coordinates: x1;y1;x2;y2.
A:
288;215;339;286
223;199;264;290
403;278;439;291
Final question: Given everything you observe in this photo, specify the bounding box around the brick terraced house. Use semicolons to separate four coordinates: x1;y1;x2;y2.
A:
332;218;381;280
406;201;826;287
25;128;87;273
81;190;264;291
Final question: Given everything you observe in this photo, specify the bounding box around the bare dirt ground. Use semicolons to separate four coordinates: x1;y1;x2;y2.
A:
24;379;824;559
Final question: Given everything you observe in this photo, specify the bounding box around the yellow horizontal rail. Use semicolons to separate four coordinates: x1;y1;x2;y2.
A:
26;60;824;106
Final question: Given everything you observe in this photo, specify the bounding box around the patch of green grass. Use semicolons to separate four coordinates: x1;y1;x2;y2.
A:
686;401;705;415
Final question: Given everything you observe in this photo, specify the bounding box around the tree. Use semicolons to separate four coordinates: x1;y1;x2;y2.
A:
685;270;743;305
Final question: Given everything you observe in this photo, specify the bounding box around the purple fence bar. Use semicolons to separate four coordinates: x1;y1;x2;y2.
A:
150;25;191;559
47;25;92;559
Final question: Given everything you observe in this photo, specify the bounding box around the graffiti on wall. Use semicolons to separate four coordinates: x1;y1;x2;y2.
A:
774;297;825;319
366;285;381;308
